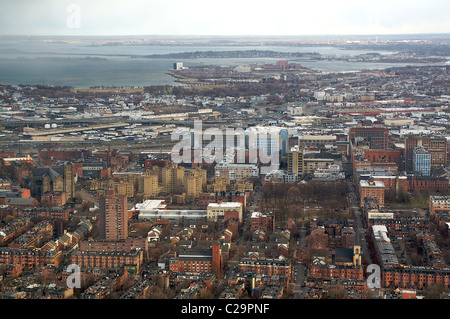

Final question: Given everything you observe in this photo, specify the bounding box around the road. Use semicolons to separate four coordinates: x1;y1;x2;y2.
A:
347;181;372;265
292;262;308;299
76;188;99;206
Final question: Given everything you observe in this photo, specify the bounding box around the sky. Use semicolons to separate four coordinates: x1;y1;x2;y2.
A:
0;0;449;36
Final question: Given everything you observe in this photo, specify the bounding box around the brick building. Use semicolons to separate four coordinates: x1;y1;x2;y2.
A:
360;180;385;207
79;237;148;256
237;257;291;276
250;211;275;232
99;190;128;240
310;226;329;250
169;242;223;278
404;135;447;172
349;127;389;150
70;249;144;274
0;247;63;268
362;149;403;168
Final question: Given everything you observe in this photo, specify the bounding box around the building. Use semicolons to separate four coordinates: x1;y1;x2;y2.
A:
174;62;184;70
303;152;340;175
183;168;207;200
132;199;207;222
250;211;275;232
313;165;345;182
349;127;389;150
310;226;329;250
70;249;143;274
215;162;258;182
370;225;399;267
161;164;185;194
246;126;286;156
412;146;431;177
30;163;75;202
298;135;337;149
362;148;403;165
287;145;303;178
137;170;160;199
169;242;222;278
429;195;450;215
405;135;447;172
238;257;291;276
79;238;148;256
359;180;385;207
99;190;128;241
207;202;243;222
264;170;297;184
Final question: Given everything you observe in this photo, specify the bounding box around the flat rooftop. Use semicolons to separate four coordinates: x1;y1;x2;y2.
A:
360;180;385;188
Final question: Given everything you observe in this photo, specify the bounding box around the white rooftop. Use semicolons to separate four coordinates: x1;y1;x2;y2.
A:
208;202;242;208
133;200;167;211
360;180;385;188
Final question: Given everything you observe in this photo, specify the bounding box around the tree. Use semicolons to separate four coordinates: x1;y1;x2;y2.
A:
3;215;15;225
423;283;446;299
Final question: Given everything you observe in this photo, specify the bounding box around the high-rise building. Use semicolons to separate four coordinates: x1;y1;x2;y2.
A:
412;146;431;177
349;127;389;150
404;135;447;172
161;164;185;194
184;167;207;200
63;163;75;201
173;62;183;70
287;145;303;178
138;170;160;199
99;190;128;240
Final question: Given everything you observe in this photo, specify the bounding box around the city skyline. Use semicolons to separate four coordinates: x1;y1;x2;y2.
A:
1;0;449;36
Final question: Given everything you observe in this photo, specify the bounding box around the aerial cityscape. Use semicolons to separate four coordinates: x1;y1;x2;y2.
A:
0;0;449;311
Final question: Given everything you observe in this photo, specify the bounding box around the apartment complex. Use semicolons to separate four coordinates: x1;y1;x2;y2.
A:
349;127;389;150
359;180;385;207
404;135;447;171
207;202;243;222
99;190;128;241
412;146;431;176
215;162;259;181
287;145;303;177
250;211;275;232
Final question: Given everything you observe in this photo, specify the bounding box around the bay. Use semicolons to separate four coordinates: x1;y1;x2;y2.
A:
0;39;426;88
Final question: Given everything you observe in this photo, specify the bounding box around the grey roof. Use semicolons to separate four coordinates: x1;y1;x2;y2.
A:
32;167;63;179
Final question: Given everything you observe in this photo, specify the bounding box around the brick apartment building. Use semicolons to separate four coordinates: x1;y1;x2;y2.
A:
362;149;403;168
250;211;275;232
79;237;148;256
349;127;389;150
382;267;450;289
404;135;447;172
169;242;223;278
99;189;128;240
429;195;450;215
237;257;291;276
0;247;63;268
359;179;385;207
70;249;144;274
310;226;329;250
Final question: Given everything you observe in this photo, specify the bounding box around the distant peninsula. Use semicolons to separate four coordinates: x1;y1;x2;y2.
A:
138;50;321;59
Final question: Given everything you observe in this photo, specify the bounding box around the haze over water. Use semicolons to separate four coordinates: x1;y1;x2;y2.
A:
0;38;426;88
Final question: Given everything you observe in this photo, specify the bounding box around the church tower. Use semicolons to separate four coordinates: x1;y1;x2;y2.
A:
353;245;362;266
64;162;75;201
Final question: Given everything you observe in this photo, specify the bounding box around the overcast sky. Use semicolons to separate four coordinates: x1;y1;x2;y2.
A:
0;0;449;36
